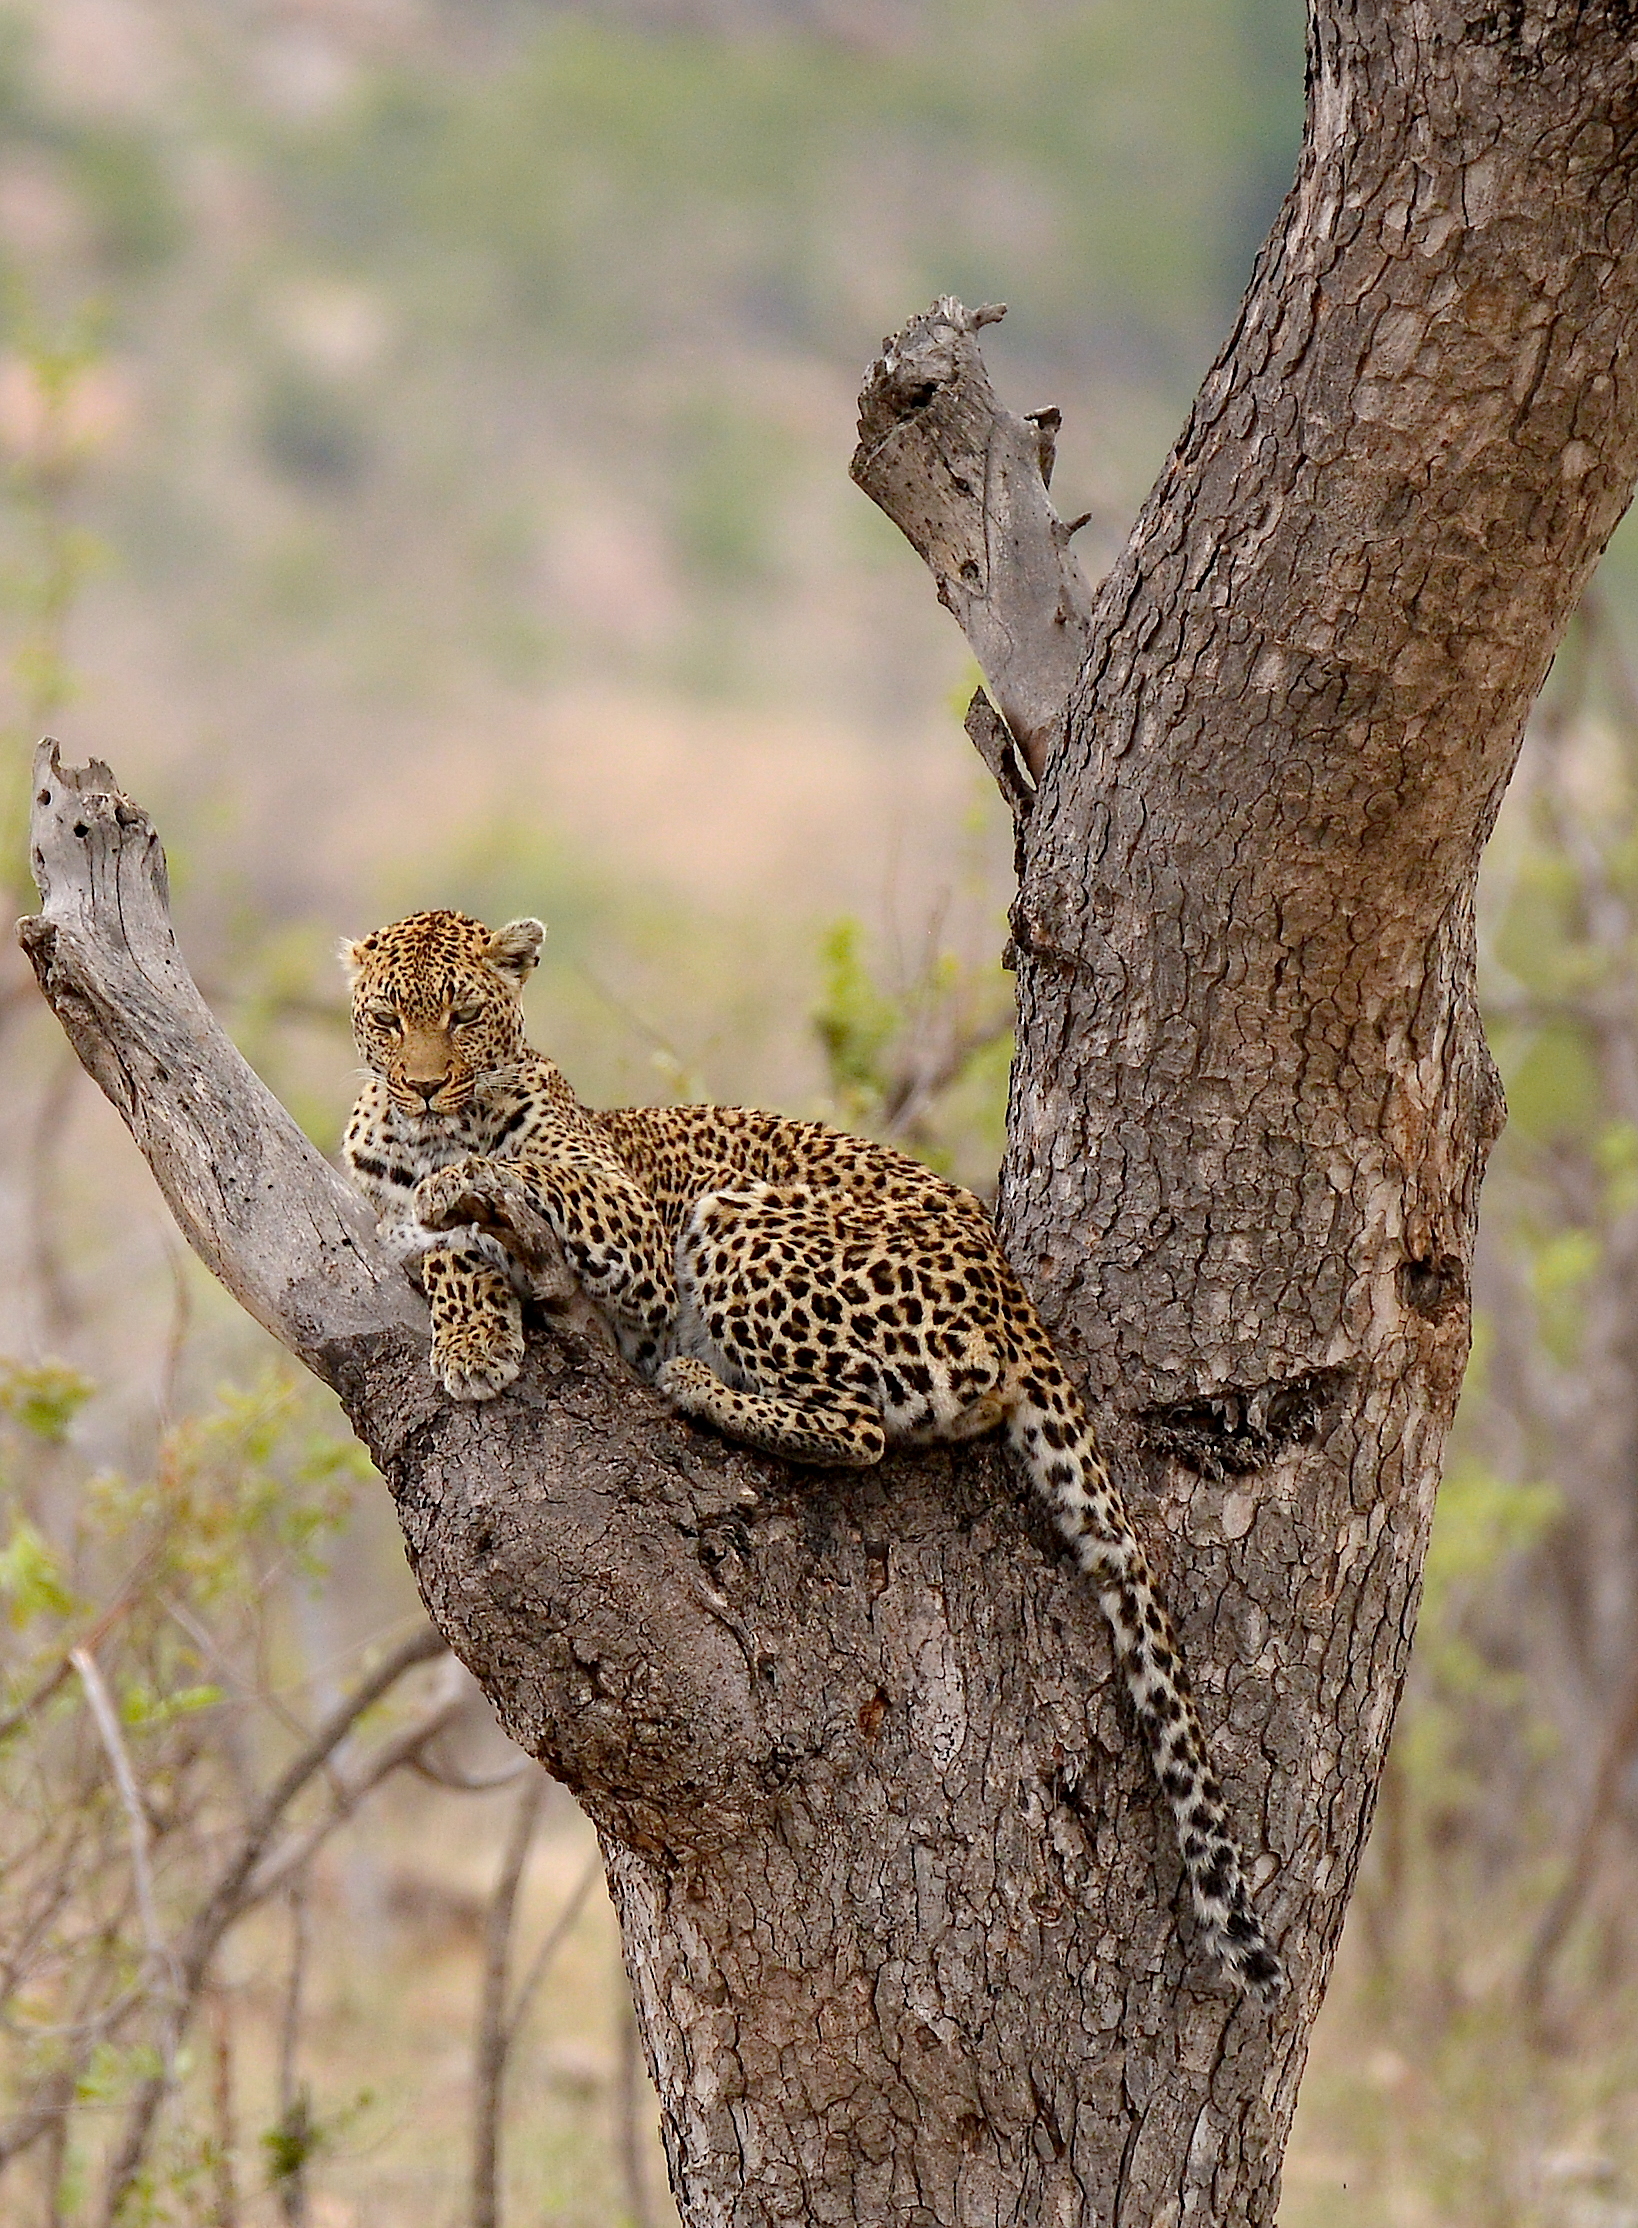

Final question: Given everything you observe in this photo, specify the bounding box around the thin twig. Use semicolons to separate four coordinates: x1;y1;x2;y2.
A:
0;2065;76;2177
245;1675;467;1906
408;1749;532;1793
159;1591;336;1759
503;1848;602;2047
70;1648;173;1999
97;1624;447;2228
569;962;696;1100
878;1012;1012;1144
1520;1652;1638;2021
472;1773;547;2228
0;1566;152;1750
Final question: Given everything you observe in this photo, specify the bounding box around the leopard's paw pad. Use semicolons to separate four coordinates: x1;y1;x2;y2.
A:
432;1324;525;1402
415;1161;491;1231
657;1356;721;1412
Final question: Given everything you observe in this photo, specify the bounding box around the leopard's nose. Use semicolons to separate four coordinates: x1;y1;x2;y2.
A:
411;1077;445;1105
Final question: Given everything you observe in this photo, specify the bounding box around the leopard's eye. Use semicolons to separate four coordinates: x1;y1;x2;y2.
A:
450;1002;485;1028
367;1005;402;1034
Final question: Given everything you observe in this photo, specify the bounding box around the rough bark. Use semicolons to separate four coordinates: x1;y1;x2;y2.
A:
20;6;1638;2222
857;3;1638;2212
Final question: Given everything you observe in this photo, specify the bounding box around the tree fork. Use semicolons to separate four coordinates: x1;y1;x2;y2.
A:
20;5;1638;2221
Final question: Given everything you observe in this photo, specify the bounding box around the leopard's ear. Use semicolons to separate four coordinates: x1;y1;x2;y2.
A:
484;917;545;986
339;933;375;986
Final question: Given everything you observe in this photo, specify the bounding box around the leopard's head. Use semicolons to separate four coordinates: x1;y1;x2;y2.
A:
343;909;543;1119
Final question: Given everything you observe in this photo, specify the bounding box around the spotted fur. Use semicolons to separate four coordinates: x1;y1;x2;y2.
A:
342;909;1282;1996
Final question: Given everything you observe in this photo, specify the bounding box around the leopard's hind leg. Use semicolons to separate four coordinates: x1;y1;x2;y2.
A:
656;1354;885;1466
658;1185;888;1466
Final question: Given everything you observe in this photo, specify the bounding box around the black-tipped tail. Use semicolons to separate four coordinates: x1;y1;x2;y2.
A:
1006;1381;1282;2002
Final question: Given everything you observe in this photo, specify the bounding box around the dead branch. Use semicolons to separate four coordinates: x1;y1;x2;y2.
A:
70;1647;174;2000
17;740;421;1391
851;298;1095;785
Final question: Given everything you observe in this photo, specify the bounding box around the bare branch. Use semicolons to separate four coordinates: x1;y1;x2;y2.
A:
503;1849;601;2049
96;1625;448;2228
472;1772;547;2228
408;1748;533;1793
244;1666;468;1906
16;740;422;1392
851;298;1095;784
70;1649;174;2001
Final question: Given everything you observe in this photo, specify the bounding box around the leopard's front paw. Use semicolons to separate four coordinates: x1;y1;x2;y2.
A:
415;1162;567;1288
432;1316;526;1401
415;1159;498;1234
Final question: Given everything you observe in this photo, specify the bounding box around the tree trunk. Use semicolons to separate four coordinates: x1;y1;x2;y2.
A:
20;6;1638;2222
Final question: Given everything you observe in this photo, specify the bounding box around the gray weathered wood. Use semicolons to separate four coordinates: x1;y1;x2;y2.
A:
851;296;1096;784
18;740;421;1392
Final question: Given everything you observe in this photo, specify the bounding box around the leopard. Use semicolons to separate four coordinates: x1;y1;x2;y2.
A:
341;907;1282;1997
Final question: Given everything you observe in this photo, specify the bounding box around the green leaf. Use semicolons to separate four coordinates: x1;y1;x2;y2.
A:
118;1681;224;1729
0;1519;76;1625
812;917;898;1111
0;1359;95;1442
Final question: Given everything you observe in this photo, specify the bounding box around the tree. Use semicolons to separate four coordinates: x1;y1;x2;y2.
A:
19;6;1638;2221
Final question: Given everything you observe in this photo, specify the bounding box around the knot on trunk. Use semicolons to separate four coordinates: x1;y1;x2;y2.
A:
1141;1368;1351;1480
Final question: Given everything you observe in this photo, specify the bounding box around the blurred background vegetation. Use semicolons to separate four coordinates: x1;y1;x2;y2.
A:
1;2;1636;2222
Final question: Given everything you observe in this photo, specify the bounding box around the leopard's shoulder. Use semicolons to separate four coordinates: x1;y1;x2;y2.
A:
474;1057;585;1151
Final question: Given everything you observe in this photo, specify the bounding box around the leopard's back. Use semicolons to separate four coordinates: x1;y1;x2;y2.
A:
591;1101;987;1236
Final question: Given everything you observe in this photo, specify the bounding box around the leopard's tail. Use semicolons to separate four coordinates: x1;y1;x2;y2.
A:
1006;1369;1282;1998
